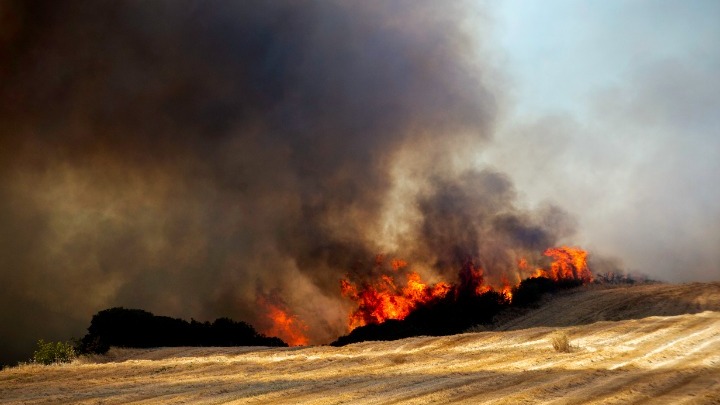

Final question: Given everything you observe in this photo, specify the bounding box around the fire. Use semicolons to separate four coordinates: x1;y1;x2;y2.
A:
256;294;309;346
341;246;593;331
542;246;593;283
532;268;548;278
518;246;592;283
500;276;513;300
391;259;408;271
340;267;450;330
458;259;487;295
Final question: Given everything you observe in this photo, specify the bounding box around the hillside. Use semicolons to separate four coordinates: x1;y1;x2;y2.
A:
496;281;720;330
2;282;720;404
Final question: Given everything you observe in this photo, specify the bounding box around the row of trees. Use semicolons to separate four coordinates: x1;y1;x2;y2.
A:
29;308;287;365
31;273;644;365
76;307;287;354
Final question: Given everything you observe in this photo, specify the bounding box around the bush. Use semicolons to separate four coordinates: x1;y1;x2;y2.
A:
33;339;76;365
76;307;288;354
550;332;572;353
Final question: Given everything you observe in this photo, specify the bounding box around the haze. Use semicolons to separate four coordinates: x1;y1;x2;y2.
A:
0;0;717;366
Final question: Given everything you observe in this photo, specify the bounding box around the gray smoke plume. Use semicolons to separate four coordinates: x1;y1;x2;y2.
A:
412;169;577;279
0;0;578;364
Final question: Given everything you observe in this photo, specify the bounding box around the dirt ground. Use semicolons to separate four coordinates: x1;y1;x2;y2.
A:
2;282;720;404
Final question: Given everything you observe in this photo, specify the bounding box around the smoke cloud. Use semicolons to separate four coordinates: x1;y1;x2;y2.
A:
482;1;720;284
0;0;583;364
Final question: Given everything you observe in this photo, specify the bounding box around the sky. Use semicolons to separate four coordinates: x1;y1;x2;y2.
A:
0;0;718;365
481;0;720;281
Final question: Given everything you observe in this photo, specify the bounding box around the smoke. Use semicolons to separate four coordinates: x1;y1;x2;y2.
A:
0;0;581;364
481;1;720;283
373;168;578;287
482;66;720;282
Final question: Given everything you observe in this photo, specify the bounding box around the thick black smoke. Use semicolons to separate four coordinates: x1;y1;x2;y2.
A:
0;0;577;364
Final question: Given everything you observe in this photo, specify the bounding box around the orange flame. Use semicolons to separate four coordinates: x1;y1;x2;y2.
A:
531;268;548;278
256;294;309;346
500;276;513;300
391;259;408;271
543;246;593;283
341;246;593;331
340;270;450;330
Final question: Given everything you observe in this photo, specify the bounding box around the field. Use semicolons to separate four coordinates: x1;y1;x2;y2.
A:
2;283;720;404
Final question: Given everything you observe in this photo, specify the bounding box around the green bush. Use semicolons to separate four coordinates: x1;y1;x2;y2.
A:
33;339;76;365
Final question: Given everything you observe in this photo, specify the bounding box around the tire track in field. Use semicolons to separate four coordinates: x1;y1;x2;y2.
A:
3;284;720;404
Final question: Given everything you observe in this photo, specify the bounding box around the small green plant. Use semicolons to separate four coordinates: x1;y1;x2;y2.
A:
550;331;572;353
33;339;76;365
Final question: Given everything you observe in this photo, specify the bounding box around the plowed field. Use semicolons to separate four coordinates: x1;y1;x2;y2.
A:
3;283;720;404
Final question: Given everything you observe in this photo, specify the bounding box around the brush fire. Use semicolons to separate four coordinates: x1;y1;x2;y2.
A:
259;246;592;346
256;293;310;347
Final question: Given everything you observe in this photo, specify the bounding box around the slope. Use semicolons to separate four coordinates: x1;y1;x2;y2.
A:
2;282;719;404
497;282;720;330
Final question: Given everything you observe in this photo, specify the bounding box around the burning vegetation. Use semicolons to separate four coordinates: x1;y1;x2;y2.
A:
256;245;594;348
327;246;594;346
256;293;309;347
0;1;621;364
340;269;451;330
65;246;596;356
339;246;592;332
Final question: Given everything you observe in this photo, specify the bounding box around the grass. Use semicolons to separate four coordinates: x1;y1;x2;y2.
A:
550;331;573;353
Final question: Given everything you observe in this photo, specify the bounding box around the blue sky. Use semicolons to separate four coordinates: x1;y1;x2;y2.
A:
493;0;719;116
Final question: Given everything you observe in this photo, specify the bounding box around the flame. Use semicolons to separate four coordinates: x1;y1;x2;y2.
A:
391;259;408;271
518;246;592;283
458;259;486;295
256;294;309;346
340;269;450;330
519;257;549;280
531;268;548;278
543;246;593;283
500;276;513;300
341;246;593;331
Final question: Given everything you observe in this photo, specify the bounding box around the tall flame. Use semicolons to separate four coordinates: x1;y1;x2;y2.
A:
534;246;593;283
547;245;593;282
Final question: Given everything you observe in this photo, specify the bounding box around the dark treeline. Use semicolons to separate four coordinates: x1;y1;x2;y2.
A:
332;277;583;346
77;307;287;354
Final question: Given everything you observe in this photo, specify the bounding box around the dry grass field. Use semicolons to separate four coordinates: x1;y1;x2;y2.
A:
2;283;720;404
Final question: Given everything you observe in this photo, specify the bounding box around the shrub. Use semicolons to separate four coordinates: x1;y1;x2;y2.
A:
76;307;288;354
33;339;76;365
550;332;572;353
